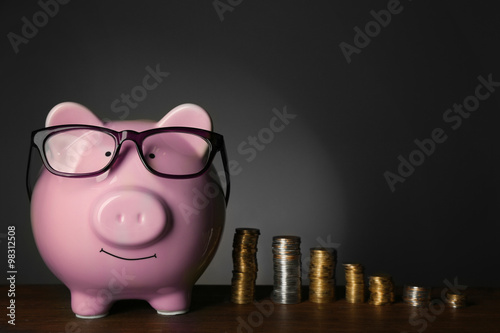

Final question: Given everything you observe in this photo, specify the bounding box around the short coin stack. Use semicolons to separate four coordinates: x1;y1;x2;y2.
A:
271;235;302;304
445;292;467;308
368;274;395;305
343;263;365;303
403;285;431;307
231;228;260;304
308;247;336;303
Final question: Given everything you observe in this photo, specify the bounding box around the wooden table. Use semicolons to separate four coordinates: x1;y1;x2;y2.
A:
1;285;499;332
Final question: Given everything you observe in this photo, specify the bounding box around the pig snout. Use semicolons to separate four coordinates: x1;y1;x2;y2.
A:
92;189;169;247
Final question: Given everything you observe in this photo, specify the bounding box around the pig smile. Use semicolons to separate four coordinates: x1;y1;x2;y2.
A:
100;248;157;261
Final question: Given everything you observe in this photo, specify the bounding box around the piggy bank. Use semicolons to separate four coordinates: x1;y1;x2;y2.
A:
27;102;230;318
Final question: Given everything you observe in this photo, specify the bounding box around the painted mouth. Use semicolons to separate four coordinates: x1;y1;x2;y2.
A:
100;248;157;261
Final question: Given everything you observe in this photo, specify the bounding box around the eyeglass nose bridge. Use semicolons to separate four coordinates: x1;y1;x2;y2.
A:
112;130;148;168
117;129;141;144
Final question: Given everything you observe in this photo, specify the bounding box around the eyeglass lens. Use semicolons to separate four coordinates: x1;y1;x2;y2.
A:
43;128;211;175
142;132;211;175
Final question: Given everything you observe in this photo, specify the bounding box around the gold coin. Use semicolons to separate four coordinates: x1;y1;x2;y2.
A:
445;292;466;308
231;228;260;304
368;273;394;305
308;248;336;303
343;263;365;303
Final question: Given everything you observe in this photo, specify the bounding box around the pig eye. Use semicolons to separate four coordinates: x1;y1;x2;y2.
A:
148;153;156;159
105;151;112;157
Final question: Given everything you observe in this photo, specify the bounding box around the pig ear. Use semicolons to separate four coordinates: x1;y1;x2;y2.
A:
157;104;212;131
46;102;102;127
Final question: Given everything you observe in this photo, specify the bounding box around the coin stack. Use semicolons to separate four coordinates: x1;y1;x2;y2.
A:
231;228;260;304
403;285;431;307
368;274;395;305
445;292;467;308
308;247;336;303
271;235;302;304
343;263;365;303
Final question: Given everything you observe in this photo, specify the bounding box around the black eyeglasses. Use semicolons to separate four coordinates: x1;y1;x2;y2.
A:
26;124;230;203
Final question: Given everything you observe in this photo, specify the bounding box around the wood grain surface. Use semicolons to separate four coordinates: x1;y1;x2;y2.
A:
1;285;498;333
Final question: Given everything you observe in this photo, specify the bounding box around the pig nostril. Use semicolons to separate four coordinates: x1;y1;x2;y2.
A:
137;213;145;224
116;214;125;224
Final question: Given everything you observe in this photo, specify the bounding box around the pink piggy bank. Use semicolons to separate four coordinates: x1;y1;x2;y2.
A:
27;102;230;318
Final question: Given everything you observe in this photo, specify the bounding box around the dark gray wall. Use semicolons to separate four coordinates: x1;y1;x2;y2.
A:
1;0;499;287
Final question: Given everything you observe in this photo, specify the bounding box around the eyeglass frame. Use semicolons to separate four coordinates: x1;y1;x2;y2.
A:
26;124;231;204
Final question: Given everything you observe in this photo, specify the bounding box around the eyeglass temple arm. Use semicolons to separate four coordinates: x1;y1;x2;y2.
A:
26;141;37;200
220;143;231;205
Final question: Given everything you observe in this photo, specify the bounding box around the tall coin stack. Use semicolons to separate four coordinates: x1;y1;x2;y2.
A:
368;274;395;305
231;228;260;304
343;263;365;303
271;235;302;304
403;285;431;307
445;292;466;308
308;247;336;303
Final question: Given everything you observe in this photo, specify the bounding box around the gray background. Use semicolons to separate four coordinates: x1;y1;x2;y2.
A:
1;0;499;288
